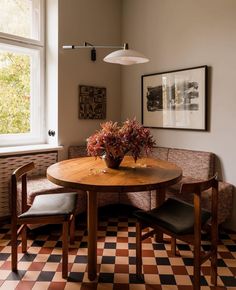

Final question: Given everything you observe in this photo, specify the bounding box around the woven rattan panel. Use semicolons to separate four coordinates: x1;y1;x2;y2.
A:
0;152;57;218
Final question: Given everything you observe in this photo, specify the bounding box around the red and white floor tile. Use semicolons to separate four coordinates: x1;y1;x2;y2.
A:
0;206;236;289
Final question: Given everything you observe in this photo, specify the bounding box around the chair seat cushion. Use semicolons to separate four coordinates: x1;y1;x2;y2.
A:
166;177;234;224
19;192;78;218
18;175;87;215
134;198;211;235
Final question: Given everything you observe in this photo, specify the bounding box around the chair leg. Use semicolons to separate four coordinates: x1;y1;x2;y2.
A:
136;221;142;277
21;225;27;253
171;237;176;256
193;194;201;290
11;222;18;271
211;250;217;285
70;216;75;245
210;223;218;285
211;186;218;286
62;221;69;279
193;241;201;290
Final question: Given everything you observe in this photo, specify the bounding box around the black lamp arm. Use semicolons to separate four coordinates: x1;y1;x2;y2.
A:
62;42;129;62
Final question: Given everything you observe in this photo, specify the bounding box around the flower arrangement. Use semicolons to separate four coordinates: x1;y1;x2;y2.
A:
87;118;156;167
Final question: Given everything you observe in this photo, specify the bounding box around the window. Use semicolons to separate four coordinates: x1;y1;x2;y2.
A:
0;0;45;146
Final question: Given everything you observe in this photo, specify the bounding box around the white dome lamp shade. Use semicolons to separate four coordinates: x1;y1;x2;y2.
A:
103;43;149;65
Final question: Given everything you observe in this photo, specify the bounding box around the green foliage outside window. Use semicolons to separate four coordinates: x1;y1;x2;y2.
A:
0;52;30;134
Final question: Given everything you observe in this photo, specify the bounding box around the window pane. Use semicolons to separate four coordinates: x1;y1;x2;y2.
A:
0;0;40;40
0;47;31;134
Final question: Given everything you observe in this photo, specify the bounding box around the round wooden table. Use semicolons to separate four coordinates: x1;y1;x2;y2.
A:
47;156;182;281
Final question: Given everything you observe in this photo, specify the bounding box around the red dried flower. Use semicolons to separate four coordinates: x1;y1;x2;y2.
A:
87;118;156;162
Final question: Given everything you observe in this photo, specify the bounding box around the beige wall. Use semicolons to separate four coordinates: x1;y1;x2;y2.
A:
58;0;122;159
57;0;236;229
121;0;236;229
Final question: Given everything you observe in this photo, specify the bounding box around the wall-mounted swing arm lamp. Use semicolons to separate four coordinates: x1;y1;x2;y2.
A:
62;42;149;65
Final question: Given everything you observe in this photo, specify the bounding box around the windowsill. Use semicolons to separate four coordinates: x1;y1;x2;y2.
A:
0;144;63;156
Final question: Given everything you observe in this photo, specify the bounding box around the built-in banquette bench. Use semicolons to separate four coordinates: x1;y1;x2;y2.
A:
68;145;234;224
1;146;233;225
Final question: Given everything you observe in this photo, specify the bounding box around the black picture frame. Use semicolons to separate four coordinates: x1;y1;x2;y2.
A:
141;65;207;131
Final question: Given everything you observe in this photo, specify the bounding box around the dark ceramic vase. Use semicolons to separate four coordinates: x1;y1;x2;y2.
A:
103;154;123;169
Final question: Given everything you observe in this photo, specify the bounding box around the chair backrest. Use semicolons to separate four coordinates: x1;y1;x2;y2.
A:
180;174;218;195
11;162;35;219
180;174;219;227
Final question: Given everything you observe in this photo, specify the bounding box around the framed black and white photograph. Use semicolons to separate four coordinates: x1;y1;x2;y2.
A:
79;85;106;119
142;66;207;130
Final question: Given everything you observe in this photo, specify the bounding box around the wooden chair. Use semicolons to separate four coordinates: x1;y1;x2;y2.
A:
134;175;218;290
11;162;77;279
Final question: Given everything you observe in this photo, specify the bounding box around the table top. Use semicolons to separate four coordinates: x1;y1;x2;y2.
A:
47;156;182;192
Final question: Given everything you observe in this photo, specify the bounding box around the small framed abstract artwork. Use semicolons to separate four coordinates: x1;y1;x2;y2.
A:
79;85;106;119
142;65;207;130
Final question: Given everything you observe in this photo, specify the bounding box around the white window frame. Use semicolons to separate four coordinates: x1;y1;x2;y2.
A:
0;0;45;147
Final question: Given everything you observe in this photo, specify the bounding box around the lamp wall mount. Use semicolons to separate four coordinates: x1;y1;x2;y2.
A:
62;42;148;65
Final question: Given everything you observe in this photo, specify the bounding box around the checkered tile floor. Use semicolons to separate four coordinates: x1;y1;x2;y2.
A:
0;205;236;289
